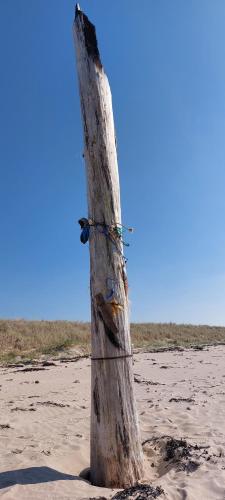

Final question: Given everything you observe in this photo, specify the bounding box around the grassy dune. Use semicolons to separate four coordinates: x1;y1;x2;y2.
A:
1;319;225;363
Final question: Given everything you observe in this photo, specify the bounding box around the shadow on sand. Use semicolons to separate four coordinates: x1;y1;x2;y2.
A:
0;466;88;489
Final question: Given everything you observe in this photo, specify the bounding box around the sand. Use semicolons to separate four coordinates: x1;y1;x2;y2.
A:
0;345;225;499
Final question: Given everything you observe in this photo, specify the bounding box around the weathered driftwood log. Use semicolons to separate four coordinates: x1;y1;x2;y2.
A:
73;5;144;488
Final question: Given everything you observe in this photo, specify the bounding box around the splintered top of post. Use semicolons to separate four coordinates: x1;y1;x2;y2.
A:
75;4;102;69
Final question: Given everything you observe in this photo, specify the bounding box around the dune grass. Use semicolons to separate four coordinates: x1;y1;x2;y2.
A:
1;319;225;364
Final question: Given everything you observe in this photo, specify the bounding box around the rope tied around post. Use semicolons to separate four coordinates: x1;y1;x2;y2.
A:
91;353;133;361
78;217;133;261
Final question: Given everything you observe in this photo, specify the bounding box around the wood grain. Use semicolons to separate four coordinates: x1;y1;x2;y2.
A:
73;6;144;487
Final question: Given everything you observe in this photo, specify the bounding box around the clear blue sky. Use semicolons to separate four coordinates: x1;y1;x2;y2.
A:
1;0;225;325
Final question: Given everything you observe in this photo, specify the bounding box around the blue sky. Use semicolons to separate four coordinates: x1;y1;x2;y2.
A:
1;0;225;324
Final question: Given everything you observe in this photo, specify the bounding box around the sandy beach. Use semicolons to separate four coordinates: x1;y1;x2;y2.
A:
0;345;225;499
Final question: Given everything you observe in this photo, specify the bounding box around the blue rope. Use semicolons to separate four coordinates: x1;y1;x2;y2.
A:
106;277;119;301
78;218;133;263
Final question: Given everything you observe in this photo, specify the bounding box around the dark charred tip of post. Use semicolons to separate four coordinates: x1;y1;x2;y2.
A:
75;3;81;17
75;5;102;69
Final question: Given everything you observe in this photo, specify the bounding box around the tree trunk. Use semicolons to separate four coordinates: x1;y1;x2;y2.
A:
73;5;144;488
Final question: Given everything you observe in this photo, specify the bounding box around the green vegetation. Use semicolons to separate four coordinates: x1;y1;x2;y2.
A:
0;319;225;364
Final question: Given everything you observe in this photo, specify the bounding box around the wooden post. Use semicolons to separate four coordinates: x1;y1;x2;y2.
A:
73;5;144;488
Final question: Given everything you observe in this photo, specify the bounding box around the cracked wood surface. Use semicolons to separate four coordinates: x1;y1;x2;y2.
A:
73;6;144;488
